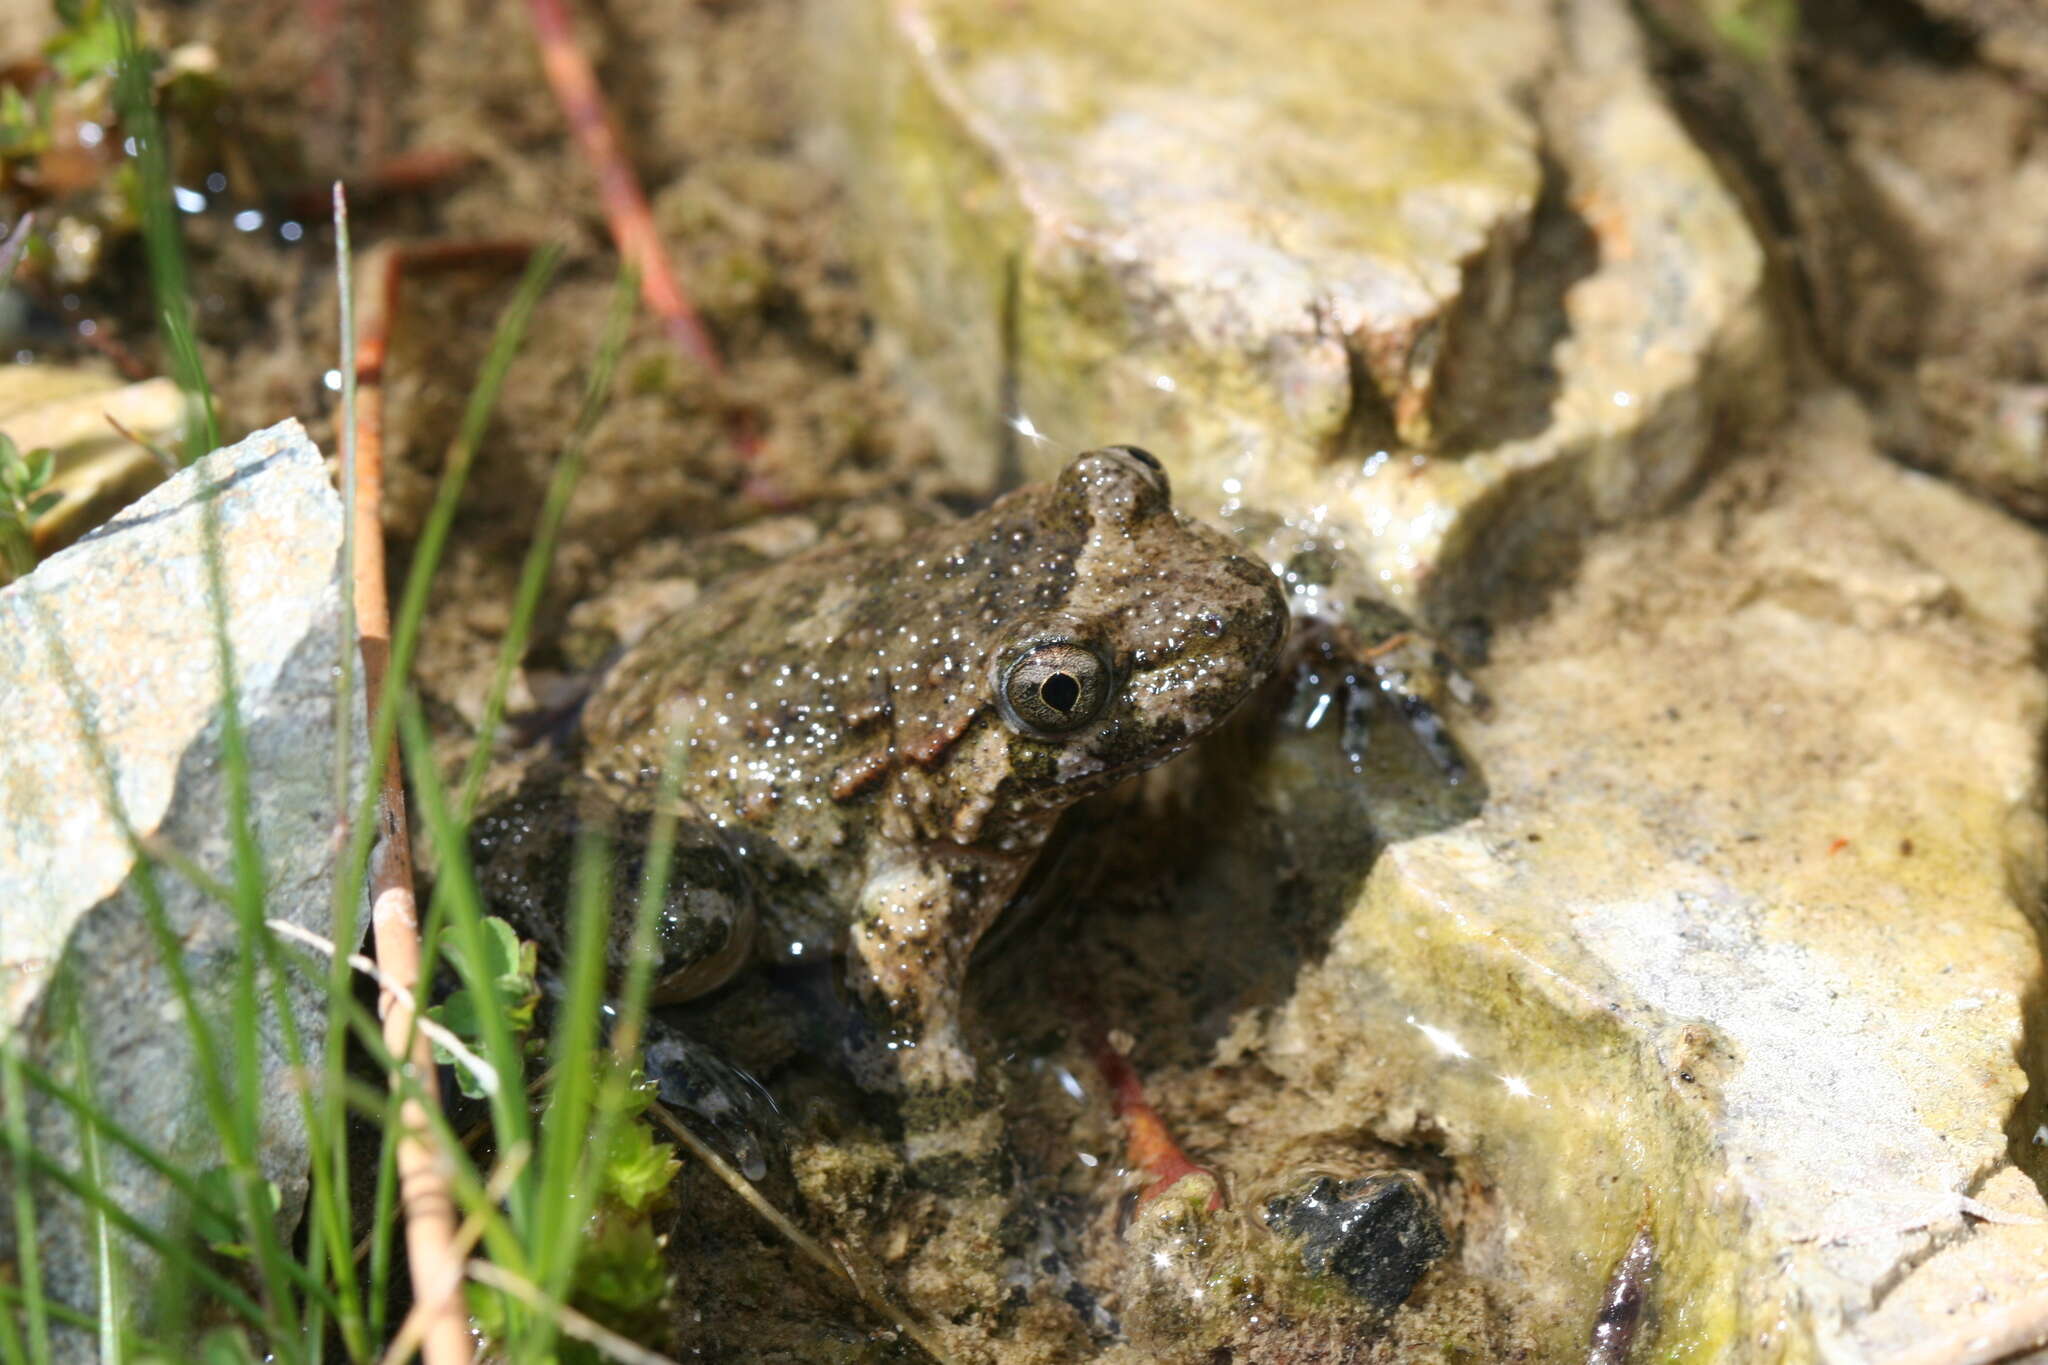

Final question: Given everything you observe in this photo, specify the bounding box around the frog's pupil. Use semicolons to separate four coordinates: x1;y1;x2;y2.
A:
1041;672;1081;713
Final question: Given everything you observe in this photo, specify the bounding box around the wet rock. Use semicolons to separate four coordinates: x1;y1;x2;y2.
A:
0;420;358;1358
812;0;1778;621
1234;396;2048;1358
1809;19;2048;520
1263;1173;1447;1312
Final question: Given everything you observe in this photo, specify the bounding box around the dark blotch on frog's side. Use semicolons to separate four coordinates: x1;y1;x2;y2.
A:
469;767;758;1004
1264;1174;1450;1312
578;446;1290;1110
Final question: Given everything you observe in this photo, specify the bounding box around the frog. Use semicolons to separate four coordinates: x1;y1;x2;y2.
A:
572;444;1289;1170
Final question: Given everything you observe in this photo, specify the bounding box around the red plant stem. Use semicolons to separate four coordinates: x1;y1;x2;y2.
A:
286;149;481;221
1083;1024;1223;1211
523;0;723;375
355;240;539;383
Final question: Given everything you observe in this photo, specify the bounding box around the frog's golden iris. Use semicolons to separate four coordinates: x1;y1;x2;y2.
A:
996;636;1113;736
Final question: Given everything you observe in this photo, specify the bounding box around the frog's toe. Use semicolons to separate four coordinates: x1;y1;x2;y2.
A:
1284;612;1483;784
642;1017;785;1183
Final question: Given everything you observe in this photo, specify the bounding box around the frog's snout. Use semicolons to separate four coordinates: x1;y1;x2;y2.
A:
1060;444;1174;523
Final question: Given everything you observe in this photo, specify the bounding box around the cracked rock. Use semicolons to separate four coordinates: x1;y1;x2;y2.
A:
0;420;360;1359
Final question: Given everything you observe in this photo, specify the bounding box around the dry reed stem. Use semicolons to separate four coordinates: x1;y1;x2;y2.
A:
465;1260;683;1365
522;0;722;375
645;1101;959;1365
375;1146;530;1365
350;240;478;1365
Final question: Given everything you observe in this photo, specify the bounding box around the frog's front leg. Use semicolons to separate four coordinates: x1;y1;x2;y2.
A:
846;847;1017;1182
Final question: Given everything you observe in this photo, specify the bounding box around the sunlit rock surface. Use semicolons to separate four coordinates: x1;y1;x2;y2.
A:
1229;398;2048;1360
0;420;358;1358
814;0;1778;620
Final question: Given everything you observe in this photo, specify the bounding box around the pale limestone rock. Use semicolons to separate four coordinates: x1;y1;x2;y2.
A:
813;0;1778;620
819;4;2041;1354
1231;397;2048;1359
0;420;359;1357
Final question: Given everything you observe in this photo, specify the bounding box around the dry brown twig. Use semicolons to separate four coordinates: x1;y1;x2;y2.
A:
645;1100;960;1365
465;1259;683;1365
520;0;781;502
521;0;720;373
376;1145;531;1365
347;217;490;1365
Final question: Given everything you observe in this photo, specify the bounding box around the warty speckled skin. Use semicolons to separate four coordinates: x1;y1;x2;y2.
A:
578;447;1288;1143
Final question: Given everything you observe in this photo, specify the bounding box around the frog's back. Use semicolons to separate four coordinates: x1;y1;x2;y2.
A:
578;448;1287;952
579;488;1087;873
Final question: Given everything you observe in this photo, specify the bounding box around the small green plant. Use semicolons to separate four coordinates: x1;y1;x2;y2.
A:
0;433;60;581
425;916;541;1099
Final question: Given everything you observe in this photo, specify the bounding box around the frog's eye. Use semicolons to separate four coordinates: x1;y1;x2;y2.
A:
997;640;1114;737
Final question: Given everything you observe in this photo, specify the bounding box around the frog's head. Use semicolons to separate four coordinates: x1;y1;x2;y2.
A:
972;446;1288;822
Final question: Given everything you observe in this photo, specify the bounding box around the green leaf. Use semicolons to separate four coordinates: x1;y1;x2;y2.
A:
601;1118;680;1214
24;446;53;491
26;492;60;519
424;991;493;1098
427;988;481;1041
0;86;45;157
440;915;542;1036
572;1211;670;1323
48;8;124;84
463;1280;513;1348
196;1327;263;1365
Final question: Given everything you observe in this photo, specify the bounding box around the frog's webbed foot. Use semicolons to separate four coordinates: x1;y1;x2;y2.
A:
1282;604;1487;783
641;1015;786;1184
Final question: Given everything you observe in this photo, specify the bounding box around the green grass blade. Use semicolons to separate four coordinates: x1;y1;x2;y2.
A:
21;589;280;1339
195;488;304;1359
313;243;557;1355
457;265;637;818
362;1098;402;1346
321;180;369;1365
0;1142;266;1332
7;1051;347;1327
528;833;611;1331
328;243;561;1097
63;992;125;1365
12;1056;236;1229
110;2;218;461
394;702;535;1230
0;1038;45;1365
0;1282;164;1360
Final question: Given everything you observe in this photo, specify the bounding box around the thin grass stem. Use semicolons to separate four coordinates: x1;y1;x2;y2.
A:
110;2;218;460
457;265;637;818
0;1039;46;1365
